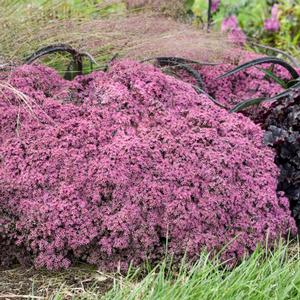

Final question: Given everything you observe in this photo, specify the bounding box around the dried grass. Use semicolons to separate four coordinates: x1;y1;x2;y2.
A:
0;265;113;299
0;2;239;69
80;13;235;62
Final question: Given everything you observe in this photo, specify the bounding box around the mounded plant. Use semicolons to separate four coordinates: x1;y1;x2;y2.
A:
0;56;296;270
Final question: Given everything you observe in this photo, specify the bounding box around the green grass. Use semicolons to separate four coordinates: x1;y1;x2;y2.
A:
3;243;297;299
79;243;300;300
104;266;297;298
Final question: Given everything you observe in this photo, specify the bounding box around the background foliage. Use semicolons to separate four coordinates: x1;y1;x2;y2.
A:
187;0;300;59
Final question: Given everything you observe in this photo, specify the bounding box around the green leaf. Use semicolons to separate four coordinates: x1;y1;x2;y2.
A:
287;78;300;88
230;97;267;113
256;67;288;89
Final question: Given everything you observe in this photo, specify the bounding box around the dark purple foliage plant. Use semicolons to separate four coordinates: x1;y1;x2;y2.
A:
0;58;296;271
213;54;300;233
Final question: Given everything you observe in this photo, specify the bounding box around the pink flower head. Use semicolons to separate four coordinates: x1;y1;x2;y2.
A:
264;5;280;32
210;0;220;13
228;28;247;45
221;15;238;32
221;16;246;45
264;19;280;32
271;4;279;19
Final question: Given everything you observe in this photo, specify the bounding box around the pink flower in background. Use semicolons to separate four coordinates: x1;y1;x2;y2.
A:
264;5;280;32
221;15;246;45
221;15;239;32
271;5;279;19
264;19;280;32
211;0;220;13
228;28;247;45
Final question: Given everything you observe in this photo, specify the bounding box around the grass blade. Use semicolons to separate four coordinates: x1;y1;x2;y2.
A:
287;78;300;88
175;63;205;88
216;56;299;80
230;80;300;112
25;44;81;64
230;97;267;112
193;85;227;109
25;44;98;80
141;57;218;66
256;66;288;88
249;42;300;68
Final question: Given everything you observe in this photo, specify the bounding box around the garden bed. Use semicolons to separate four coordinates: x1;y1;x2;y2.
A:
1;1;300;299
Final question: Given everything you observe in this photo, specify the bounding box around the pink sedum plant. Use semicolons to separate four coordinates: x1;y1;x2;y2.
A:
178;51;300;123
0;61;296;270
